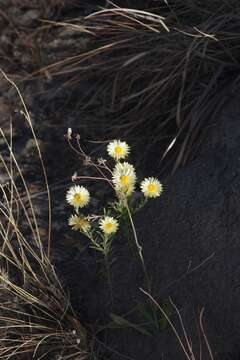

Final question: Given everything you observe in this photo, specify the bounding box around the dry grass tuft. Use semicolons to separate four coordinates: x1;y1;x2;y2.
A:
0;72;88;359
40;1;240;172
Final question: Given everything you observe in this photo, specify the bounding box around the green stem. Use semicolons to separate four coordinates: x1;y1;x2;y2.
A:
103;238;113;306
124;204;160;330
124;199;151;293
89;232;114;305
104;252;113;306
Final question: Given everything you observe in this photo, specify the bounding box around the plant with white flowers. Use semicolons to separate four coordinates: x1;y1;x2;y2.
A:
65;132;163;296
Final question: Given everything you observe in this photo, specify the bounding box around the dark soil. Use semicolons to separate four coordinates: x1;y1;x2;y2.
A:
1;2;240;360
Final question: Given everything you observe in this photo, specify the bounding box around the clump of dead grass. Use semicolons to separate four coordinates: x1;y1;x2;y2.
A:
40;1;240;172
0;72;88;359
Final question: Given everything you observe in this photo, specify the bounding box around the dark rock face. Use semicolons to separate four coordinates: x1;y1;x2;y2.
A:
52;95;240;360
131;94;240;358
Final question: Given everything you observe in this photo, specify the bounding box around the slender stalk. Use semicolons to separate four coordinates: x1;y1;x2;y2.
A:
124;199;151;293
140;288;192;360
102;234;114;306
104;251;113;306
124;199;161;329
88;232;114;305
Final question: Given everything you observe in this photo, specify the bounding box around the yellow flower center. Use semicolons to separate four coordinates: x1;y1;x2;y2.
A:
120;175;129;185
115;146;123;155
78;219;87;227
74;193;81;201
148;184;157;193
105;223;113;230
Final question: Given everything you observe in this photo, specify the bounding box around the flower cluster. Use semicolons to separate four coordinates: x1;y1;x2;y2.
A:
107;140;163;199
66;137;163;260
66;184;118;237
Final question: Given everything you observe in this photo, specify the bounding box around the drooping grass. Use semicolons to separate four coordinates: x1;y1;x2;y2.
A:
38;1;240;172
0;72;88;359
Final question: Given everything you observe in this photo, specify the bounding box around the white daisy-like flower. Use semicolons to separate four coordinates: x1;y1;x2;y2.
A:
107;140;130;160
68;214;91;232
66;185;90;210
99;216;119;235
140;177;163;198
112;162;136;196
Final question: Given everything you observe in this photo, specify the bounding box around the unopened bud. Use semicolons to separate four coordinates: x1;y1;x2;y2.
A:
67;128;72;140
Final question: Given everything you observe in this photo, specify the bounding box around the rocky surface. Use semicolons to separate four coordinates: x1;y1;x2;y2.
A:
104;92;240;359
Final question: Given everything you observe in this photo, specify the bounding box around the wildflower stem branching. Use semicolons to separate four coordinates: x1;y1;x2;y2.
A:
66;135;163;307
